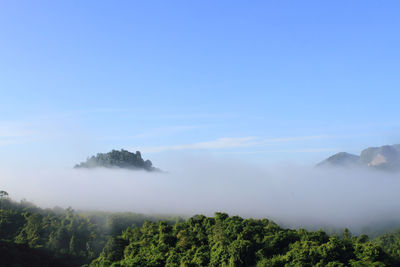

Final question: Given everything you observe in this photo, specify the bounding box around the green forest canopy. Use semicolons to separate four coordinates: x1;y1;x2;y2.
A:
2;192;400;266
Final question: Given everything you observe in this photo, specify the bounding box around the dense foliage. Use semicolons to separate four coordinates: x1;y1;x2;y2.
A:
74;149;157;171
2;194;400;266
0;239;73;267
89;213;396;266
0;196;180;266
376;229;400;264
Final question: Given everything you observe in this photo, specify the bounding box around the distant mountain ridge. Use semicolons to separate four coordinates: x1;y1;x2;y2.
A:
318;144;400;171
317;152;360;167
74;149;158;171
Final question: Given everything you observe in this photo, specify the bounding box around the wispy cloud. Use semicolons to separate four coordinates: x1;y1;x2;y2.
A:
261;135;330;143
0;123;35;138
0;121;39;146
270;148;335;153
139;137;259;153
218;148;336;155
0;121;38;147
100;125;205;140
0;139;21;147
138;135;332;153
63;108;235;120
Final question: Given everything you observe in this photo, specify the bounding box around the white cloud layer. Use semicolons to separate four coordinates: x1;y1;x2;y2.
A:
2;156;400;234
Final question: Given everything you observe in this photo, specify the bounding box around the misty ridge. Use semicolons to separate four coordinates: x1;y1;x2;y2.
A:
317;144;400;172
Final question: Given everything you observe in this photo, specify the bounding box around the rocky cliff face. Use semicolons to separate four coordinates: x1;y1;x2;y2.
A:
360;145;400;170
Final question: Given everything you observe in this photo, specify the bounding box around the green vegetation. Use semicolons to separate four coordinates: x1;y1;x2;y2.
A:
74;149;158;171
89;214;393;266
2;192;400;266
0;194;180;266
376;229;400;264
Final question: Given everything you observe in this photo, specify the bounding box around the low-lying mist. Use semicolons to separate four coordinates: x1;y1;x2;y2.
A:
3;155;400;234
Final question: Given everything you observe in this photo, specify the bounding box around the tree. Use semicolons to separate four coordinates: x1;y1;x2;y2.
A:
0;191;8;199
0;190;9;210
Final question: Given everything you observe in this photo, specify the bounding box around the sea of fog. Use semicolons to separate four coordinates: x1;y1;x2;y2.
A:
2;155;400;234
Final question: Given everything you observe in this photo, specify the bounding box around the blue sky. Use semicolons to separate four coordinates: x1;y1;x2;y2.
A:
1;1;400;167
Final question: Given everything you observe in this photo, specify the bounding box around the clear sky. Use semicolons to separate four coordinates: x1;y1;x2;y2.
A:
1;1;400;168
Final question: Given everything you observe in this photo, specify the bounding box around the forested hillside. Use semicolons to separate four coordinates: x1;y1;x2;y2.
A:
89;214;395;266
0;195;180;266
74;149;158;171
2;194;400;266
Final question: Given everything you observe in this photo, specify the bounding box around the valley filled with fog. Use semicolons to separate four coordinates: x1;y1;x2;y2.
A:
4;155;400;234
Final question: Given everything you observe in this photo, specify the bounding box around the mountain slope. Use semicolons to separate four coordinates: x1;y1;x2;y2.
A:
317;152;360;167
74;149;158;171
318;144;400;171
360;145;400;170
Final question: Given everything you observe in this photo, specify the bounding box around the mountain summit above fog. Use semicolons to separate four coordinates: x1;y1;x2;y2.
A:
74;149;158;171
317;144;400;171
